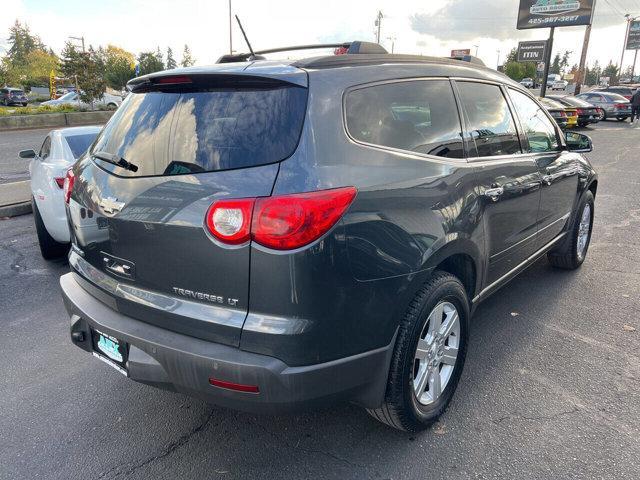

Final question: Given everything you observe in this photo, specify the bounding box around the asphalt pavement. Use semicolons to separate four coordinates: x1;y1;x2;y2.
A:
1;121;639;479
0;127;52;184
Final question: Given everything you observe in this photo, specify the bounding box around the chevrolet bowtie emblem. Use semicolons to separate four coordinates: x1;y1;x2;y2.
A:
100;196;125;215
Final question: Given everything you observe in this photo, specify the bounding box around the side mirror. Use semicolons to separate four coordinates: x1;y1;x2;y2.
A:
19;149;36;159
565;132;592;153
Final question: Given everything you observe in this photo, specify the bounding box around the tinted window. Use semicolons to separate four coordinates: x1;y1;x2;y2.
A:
345;80;463;159
509;90;559;153
90;84;308;177
39;136;51;159
604;93;629;102
457;82;521;157
65;133;98;159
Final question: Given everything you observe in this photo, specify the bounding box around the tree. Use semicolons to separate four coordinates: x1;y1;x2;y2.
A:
59;41;107;106
166;47;177;70
602;61;619;84
1;20;54;88
181;44;195;67
585;60;601;86
137;51;164;75
155;46;164;67
104;45;135;89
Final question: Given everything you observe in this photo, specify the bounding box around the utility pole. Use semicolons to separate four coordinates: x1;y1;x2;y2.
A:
633;49;638;81
496;49;501;69
69;35;85;53
375;11;383;44
574;23;592;95
540;27;555;98
473;45;479;56
228;0;233;54
620;14;631;82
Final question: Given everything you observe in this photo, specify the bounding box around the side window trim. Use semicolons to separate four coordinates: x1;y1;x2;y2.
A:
342;77;468;163
452;79;524;162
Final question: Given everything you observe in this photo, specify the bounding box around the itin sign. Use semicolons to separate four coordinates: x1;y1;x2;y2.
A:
626;20;640;50
517;40;547;62
517;0;595;29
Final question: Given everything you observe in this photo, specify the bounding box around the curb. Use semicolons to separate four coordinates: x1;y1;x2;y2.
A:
0;201;32;218
0;111;113;131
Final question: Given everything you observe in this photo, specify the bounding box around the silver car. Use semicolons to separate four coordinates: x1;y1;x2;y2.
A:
576;92;632;121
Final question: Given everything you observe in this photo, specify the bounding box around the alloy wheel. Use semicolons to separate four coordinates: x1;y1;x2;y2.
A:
413;302;460;406
576;203;592;261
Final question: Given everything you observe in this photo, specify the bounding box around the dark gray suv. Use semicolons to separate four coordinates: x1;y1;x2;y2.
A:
60;45;597;432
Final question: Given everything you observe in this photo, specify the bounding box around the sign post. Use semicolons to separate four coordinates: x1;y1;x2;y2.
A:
517;0;595;96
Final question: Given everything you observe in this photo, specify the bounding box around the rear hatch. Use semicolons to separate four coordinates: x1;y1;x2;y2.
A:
67;68;308;346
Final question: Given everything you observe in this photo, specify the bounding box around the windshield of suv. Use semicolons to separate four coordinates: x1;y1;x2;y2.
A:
90;83;308;177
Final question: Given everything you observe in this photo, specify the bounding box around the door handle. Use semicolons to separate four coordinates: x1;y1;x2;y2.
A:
484;186;504;202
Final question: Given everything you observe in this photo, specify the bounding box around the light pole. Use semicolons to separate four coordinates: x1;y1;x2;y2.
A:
228;0;233;55
69;35;85;53
474;45;479;56
620;14;632;81
496;49;501;69
386;36;397;54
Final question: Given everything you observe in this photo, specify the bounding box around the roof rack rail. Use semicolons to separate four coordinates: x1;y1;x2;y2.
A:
449;55;485;66
216;41;388;64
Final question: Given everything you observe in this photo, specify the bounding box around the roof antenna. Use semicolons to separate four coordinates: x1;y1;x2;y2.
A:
235;15;255;60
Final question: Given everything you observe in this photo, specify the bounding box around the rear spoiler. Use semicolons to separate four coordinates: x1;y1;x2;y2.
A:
449;55;485;66
217;41;388;63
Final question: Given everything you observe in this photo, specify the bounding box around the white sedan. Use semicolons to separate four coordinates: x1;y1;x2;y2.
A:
41;91;122;110
20;126;102;259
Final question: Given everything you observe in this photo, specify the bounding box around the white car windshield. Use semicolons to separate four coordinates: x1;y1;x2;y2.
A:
58;92;77;101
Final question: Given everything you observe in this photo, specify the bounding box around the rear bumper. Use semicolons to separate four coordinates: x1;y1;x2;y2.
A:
60;272;393;413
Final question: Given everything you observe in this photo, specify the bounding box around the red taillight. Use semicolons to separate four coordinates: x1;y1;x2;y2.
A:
334;46;349;55
615;103;628;109
209;378;259;393
204;187;357;250
54;177;65;189
155;75;192;85
252;187;357;250
576;108;584;115
63;169;75;203
205;198;254;245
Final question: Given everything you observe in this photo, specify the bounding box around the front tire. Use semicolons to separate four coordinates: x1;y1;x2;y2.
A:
367;272;469;432
548;190;594;270
32;197;69;260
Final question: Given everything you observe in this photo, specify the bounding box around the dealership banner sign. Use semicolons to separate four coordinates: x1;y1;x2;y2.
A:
627;20;640;50
451;49;471;57
517;0;595;29
517;40;547;62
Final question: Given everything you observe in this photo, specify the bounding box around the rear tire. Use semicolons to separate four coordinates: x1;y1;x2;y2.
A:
32;197;69;260
367;271;469;432
547;191;594;270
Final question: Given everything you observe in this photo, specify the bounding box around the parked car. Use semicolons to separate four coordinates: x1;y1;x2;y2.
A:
538;97;570;128
593;85;635;101
41;91;122;110
547;95;601;127
576;91;632;121
520;77;534;88
59;44;597;432
19;126;101;259
0;87;29;106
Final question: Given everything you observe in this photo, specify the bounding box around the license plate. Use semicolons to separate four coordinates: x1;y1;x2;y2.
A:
91;328;128;376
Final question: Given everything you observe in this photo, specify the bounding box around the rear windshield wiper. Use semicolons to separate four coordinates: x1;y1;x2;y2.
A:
92;151;138;172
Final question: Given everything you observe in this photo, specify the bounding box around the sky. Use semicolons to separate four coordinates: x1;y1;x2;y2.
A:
1;0;640;72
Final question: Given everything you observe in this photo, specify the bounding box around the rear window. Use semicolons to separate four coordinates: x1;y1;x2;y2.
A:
605;93;630;102
89;83;308;177
65;133;98;159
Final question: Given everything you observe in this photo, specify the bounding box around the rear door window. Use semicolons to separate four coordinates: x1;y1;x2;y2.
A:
457;82;521;158
345;79;464;159
90;81;308;177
